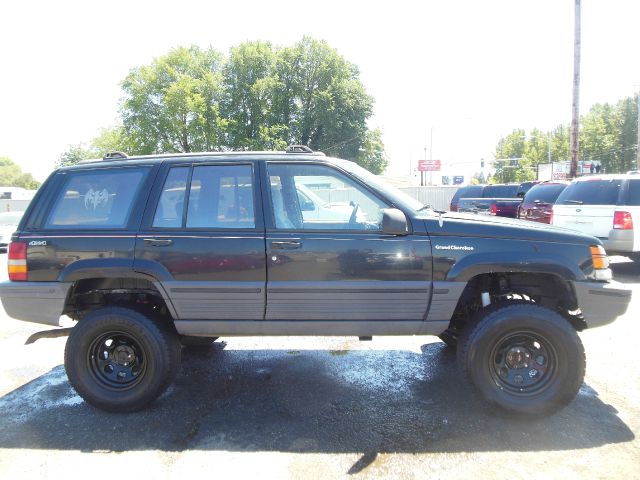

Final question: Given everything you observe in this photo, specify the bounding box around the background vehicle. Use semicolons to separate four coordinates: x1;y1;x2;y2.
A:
449;185;485;211
456;183;536;218
552;175;640;256
0;211;24;253
0;150;630;416
518;182;568;224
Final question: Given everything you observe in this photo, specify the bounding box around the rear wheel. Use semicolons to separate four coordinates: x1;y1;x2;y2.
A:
64;307;181;412
458;302;585;416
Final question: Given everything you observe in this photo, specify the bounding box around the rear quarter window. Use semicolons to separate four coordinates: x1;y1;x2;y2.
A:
556;178;623;205
45;167;149;229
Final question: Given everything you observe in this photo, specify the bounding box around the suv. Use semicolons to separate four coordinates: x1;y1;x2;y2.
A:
552;174;640;256
518;181;568;224
0;149;630;415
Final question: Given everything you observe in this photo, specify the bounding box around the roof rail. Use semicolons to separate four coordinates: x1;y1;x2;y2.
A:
285;145;313;153
103;151;129;161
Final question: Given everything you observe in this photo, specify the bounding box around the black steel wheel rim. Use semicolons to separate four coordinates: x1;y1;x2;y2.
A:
88;330;147;390
488;330;558;395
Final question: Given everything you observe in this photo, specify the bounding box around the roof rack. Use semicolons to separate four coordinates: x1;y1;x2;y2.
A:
285;145;313;153
103;151;129;161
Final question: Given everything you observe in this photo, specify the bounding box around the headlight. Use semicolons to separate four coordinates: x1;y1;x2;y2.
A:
590;245;611;281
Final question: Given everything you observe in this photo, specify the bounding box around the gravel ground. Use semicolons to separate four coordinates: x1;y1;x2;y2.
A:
0;257;638;479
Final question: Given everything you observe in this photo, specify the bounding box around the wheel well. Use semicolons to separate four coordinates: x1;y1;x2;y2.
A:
63;277;174;324
446;272;584;335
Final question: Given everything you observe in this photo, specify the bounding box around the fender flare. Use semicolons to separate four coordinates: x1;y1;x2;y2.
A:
445;251;584;283
58;258;173;282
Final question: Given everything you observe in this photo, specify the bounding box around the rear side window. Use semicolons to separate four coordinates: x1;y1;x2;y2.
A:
45;168;149;229
625;180;640;206
452;185;484;201
522;184;566;204
556;179;623;205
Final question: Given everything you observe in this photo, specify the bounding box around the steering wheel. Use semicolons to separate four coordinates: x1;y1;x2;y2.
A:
348;203;360;226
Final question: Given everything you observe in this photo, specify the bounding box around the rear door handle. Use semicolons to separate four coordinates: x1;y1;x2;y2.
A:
143;238;173;247
271;241;302;250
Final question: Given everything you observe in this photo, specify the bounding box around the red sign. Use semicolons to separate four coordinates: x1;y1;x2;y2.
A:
418;159;441;172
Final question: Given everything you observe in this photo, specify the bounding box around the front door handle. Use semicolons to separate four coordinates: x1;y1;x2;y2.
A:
271;241;302;250
143;238;173;247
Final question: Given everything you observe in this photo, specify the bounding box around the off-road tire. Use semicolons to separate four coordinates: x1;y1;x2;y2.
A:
64;307;181;412
458;302;585;416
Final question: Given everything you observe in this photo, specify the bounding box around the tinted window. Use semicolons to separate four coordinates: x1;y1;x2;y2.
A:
522;184;567;204
267;163;388;230
483;185;519;198
153;167;189;228
556;179;623;205
46;168;148;229
186;164;255;229
452;185;484;201
625;180;640;206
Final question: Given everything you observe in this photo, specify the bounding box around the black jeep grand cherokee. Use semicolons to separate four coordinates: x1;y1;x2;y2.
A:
0;148;631;415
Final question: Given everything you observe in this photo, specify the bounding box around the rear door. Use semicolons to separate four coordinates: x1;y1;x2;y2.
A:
134;160;266;320
552;178;622;238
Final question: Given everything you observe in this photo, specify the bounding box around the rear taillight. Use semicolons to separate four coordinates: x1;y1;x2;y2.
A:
450;202;456;212
8;241;27;281
490;203;497;215
549;208;554;224
613;211;633;230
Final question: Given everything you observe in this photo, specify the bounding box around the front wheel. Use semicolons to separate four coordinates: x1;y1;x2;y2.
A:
458;303;585;416
64;307;181;412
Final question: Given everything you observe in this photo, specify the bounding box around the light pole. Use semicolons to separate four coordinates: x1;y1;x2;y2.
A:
429;126;434;185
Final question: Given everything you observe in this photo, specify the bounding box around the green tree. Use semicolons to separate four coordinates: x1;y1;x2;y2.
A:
60;38;387;174
493;129;532;182
278;37;374;162
356;128;388;174
0;157;40;189
56;126;132;168
120;45;227;154
222;41;286;150
494;93;638;178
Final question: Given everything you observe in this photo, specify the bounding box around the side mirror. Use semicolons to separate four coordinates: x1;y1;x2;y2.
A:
382;208;409;235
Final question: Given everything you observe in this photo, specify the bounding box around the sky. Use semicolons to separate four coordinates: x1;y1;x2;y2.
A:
1;0;639;183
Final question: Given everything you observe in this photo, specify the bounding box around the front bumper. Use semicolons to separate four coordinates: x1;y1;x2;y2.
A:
572;280;631;329
0;281;72;326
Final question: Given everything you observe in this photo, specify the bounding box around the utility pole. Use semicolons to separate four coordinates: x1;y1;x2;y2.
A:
636;91;640;170
570;0;581;179
422;147;426;186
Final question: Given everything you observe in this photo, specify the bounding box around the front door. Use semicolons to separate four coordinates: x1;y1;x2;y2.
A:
135;161;266;320
264;162;431;321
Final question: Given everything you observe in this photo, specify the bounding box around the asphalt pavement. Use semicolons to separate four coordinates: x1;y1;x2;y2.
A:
0;256;638;479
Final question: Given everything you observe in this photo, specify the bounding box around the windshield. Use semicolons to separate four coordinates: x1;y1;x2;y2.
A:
522;184;566;204
335;159;424;212
556;178;623;205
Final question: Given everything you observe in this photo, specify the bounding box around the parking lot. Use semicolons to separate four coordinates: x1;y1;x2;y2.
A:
0;256;638;479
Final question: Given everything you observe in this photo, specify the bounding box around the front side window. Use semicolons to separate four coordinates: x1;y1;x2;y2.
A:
46;168;148;229
186;164;255;229
267;163;389;231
